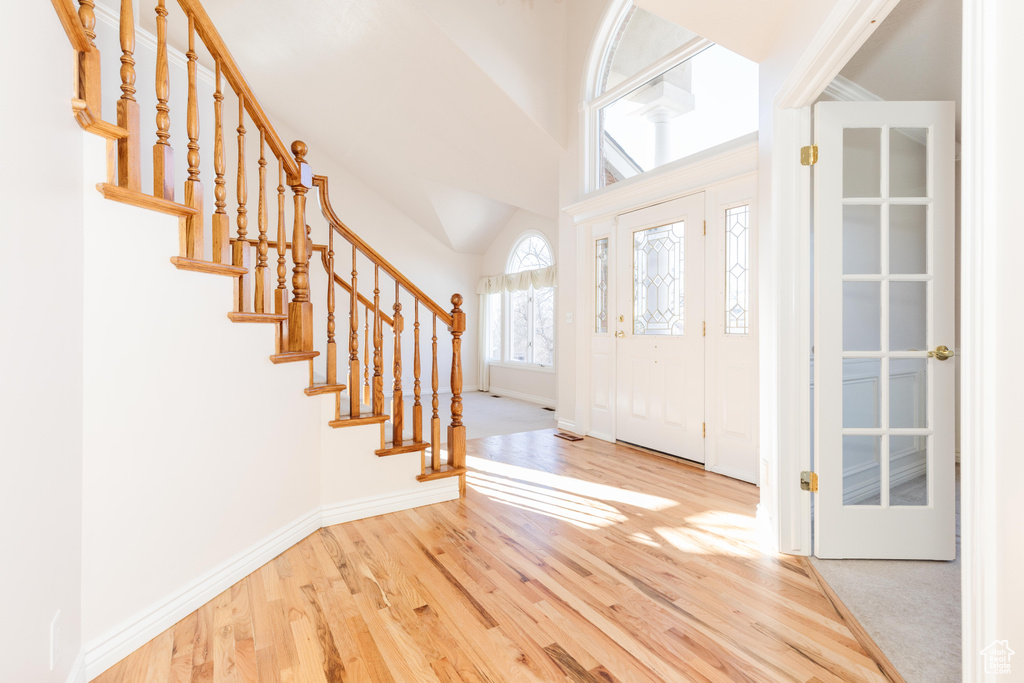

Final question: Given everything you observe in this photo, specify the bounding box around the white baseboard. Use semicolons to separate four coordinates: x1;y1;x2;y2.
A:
66;650;85;683
84;508;321;680
82;482;461;680
321;483;459;526
487;387;555;407
707;463;758;485
556;419;578;433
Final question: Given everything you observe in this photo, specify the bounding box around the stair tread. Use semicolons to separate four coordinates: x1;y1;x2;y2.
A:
416;465;467;482
97;183;197;217
170;257;247;277
304;383;347;396
375;442;430;457
269;351;319;364
228;311;287;323
329;414;389;428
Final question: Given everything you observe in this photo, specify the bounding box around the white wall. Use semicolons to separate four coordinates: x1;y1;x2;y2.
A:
0;7;86;682
556;0;608;430
79;133;323;649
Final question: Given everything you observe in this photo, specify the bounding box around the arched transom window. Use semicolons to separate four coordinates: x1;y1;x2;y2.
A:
586;4;759;191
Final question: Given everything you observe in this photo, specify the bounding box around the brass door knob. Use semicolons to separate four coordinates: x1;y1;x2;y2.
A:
615;331;626;338
928;345;954;361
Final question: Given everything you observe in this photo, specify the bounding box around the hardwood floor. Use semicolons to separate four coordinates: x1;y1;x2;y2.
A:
93;431;891;683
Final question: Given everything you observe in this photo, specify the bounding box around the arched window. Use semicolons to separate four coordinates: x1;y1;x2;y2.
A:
507;235;554;365
507;234;553;273
484;234;556;368
584;3;759;191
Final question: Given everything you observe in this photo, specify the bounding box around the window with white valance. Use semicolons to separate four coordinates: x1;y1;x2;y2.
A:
479;234;556;370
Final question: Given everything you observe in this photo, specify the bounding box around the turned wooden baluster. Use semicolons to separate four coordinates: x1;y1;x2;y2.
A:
431;314;441;472
117;0;140;191
349;245;360;415
275;159;288;316
210;62;229;264
181;14;203;260
77;0;101;113
288;141;314;352
413;301;423;444
449;294;466;495
233;96;251;312
326;224;336;385
364;306;371;407
392;282;404;447
152;0;172;200
256;131;269;313
372;265;384;414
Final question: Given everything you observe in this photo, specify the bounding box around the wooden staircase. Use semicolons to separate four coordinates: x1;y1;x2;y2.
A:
50;0;467;492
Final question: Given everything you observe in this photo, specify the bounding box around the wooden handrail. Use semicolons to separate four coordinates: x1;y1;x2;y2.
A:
313;175;454;327
175;0;299;181
51;0;91;53
233;237;394;327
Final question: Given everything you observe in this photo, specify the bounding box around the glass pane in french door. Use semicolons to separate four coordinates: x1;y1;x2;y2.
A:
633;222;685;335
841;125;931;508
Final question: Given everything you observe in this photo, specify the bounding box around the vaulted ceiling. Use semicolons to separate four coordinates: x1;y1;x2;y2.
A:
633;0;802;62
193;0;568;254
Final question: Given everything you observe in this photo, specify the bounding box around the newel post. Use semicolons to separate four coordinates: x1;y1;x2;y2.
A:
288;141;314;352
448;294;466;496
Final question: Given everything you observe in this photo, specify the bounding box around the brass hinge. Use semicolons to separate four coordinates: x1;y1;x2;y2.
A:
801;145;818;166
702;422;706;439
703;220;707;236
800;471;818;492
703;321;706;337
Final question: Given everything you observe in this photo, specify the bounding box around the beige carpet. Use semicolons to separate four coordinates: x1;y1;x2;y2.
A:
376;390;557;443
811;465;961;682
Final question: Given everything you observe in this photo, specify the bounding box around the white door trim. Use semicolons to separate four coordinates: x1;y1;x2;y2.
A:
960;0;1016;677
765;0;902;556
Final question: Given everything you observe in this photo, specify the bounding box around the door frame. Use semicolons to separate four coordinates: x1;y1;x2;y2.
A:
769;0;998;676
563;140;759;476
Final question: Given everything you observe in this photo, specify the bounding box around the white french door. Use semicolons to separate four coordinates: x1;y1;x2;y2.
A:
814;101;956;560
614;193;706;462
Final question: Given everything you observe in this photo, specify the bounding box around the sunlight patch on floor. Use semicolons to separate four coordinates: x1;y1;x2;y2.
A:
466;454;679;511
467;473;626;529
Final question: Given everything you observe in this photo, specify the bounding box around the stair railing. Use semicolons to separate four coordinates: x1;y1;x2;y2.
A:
315;177;467;485
50;0;467;488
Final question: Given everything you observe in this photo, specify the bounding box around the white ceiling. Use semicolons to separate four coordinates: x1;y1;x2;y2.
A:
838;0;962;132
633;0;802;62
195;0;567;254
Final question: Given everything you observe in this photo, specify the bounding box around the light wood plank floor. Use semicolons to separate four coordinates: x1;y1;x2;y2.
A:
93;431;891;683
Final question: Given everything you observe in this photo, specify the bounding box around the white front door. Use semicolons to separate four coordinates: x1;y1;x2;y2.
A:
814;100;957;560
615;193;706;462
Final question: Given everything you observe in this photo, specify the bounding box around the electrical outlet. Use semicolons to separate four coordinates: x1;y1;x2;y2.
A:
565;312;573;324
50;610;60;671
